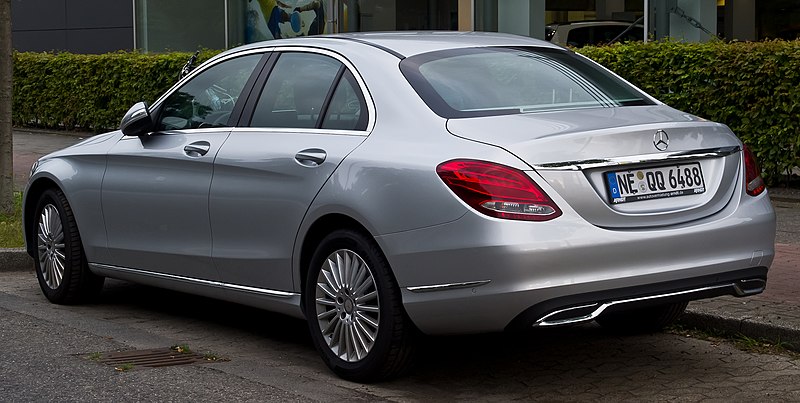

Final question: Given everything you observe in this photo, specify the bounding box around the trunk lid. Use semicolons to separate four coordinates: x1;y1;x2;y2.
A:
446;106;743;228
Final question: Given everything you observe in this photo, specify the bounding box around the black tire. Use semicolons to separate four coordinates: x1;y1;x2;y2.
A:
596;301;688;334
304;229;417;382
33;188;104;304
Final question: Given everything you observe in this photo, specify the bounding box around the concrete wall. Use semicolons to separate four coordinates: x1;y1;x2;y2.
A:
668;0;716;42
724;0;756;41
497;0;545;39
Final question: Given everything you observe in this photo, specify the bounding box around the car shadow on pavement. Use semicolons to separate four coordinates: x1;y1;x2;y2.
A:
94;279;313;346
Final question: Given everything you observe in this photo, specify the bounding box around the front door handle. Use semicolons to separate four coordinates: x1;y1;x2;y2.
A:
295;148;327;167
184;141;211;157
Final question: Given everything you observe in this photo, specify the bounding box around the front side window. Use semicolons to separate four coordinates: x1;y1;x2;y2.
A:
401;47;653;119
156;54;262;131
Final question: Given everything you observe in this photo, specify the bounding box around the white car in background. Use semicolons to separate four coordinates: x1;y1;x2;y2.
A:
547;20;644;47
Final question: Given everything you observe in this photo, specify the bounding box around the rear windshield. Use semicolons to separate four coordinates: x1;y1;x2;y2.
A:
400;47;654;118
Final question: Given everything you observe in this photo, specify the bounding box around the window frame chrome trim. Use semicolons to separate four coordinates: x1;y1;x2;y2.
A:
229;126;368;137
151;46;376;134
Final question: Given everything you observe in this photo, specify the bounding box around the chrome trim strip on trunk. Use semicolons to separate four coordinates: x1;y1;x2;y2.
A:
532;146;740;171
407;280;491;293
89;263;298;299
533;281;760;327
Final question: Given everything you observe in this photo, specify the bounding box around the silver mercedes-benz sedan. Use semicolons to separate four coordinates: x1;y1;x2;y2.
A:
24;32;776;382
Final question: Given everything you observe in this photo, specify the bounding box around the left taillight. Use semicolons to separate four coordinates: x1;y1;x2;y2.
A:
743;145;765;197
436;159;562;221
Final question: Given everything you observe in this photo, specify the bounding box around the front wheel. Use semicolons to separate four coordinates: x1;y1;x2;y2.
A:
33;188;104;304
304;229;417;382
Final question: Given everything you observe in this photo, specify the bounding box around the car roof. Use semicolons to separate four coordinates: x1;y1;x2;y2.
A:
215;31;562;61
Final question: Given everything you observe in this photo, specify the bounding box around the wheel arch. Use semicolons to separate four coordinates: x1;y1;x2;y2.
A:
297;213;379;313
23;176;64;257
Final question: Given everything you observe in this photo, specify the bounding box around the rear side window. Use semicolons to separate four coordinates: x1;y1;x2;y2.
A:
249;52;368;131
401;47;653;119
251;53;342;129
322;71;367;131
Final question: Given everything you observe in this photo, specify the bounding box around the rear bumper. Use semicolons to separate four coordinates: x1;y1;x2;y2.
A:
377;191;776;335
507;266;766;329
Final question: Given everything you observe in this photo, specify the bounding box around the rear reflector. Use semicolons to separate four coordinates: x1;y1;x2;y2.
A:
436;159;562;221
743;145;765;197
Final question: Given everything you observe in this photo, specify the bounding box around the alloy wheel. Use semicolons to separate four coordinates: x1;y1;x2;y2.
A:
37;204;66;289
314;249;380;362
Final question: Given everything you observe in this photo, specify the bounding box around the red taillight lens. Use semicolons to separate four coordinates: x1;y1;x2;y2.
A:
436;159;562;221
743;145;765;197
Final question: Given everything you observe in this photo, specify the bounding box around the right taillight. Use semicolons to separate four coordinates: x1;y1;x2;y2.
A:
743;145;765;197
436;159;562;221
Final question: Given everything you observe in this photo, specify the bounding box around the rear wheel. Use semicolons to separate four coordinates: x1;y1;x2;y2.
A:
33;188;104;304
304;229;417;382
597;301;688;333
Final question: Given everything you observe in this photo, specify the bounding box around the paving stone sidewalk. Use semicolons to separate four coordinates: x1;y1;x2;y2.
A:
6;129;800;349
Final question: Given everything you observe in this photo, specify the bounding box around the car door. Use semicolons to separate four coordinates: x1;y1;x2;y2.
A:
209;50;370;291
101;52;266;280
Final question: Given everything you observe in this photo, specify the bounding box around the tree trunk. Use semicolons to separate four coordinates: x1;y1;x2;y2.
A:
0;0;12;215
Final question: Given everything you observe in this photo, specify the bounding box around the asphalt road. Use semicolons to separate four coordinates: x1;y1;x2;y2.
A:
1;271;799;401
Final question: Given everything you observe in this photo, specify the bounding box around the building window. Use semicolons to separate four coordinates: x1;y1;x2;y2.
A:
135;0;245;52
135;0;459;52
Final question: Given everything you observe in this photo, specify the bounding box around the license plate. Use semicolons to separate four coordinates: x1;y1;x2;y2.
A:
605;163;705;204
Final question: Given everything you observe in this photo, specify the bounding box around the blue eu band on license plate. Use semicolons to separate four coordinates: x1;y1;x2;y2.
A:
606;163;706;204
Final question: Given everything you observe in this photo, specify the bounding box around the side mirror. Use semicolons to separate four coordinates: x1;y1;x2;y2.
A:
120;102;153;136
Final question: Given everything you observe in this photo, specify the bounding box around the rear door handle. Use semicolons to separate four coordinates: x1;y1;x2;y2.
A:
184;141;211;157
295;148;327;167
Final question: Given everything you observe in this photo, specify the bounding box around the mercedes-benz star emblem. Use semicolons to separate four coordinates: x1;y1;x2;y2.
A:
653;130;669;151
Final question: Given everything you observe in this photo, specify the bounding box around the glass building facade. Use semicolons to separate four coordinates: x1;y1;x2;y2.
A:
11;0;795;54
133;0;460;52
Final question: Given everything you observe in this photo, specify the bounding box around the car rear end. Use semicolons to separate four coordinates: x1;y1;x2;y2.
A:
383;42;775;335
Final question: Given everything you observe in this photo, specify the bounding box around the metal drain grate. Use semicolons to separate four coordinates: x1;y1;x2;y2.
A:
96;348;210;369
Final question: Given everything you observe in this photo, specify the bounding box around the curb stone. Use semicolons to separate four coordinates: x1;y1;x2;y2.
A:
0;248;33;272
680;307;800;352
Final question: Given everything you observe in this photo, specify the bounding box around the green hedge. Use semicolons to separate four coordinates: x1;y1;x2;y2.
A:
12;50;220;131
578;40;800;184
11;41;799;183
